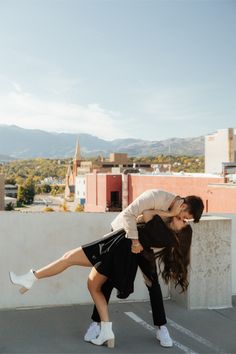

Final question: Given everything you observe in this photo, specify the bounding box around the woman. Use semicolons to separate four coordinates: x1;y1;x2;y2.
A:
9;211;192;348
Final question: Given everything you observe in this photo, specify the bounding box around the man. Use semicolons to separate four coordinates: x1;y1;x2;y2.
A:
84;189;204;347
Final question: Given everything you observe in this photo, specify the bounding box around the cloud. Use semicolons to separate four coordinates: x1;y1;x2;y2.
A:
142;88;192;119
12;82;23;93
0;87;124;140
139;86;216;123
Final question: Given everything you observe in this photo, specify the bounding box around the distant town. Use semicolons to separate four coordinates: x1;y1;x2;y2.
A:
0;128;236;213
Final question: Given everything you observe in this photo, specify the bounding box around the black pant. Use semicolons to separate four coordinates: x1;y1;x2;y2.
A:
91;252;167;326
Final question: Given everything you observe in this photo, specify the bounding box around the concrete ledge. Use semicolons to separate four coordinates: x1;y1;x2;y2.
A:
0;212;232;310
0;212;153;309
170;216;232;309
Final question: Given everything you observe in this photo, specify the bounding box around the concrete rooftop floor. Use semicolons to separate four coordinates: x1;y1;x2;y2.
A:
1;298;236;354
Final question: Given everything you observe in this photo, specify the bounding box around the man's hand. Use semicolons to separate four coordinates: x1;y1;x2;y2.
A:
169;198;185;217
131;239;143;254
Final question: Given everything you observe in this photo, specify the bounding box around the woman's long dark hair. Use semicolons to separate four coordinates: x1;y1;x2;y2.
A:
155;224;192;292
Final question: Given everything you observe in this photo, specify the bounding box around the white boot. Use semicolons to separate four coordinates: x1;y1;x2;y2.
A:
9;269;37;294
84;322;100;342
91;321;115;348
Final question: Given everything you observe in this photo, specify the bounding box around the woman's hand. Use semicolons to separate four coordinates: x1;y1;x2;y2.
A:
136;214;144;223
131;239;143;254
142;209;157;222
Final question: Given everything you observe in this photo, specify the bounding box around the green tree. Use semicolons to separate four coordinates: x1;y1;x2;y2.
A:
17;185;25;206
35;185;42;194
23;177;35;204
41;184;51;193
5;177;16;185
51;185;59;196
17;178;35;205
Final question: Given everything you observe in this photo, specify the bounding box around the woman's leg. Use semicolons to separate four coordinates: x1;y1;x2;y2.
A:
10;247;92;294
87;268;109;322
91;280;114;322
88;270;115;347
34;247;92;279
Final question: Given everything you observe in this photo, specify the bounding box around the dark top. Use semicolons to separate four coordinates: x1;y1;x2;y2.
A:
82;215;176;299
138;215;176;249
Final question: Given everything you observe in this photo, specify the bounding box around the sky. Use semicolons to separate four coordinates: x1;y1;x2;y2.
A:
0;0;235;141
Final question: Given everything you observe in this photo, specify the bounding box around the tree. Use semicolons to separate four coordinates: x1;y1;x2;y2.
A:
23;177;35;204
41;184;51;193
17;178;35;205
17;185;25;206
5;177;16;185
51;185;59;196
35;185;42;194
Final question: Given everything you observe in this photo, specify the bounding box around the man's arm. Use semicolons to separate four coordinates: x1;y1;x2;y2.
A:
142;199;184;223
123;190;156;240
122;190;157;254
120;189;176;254
123;189;177;238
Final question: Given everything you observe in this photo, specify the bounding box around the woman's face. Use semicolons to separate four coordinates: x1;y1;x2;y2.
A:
170;216;188;232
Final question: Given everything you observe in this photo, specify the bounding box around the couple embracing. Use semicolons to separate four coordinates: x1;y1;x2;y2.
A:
10;189;204;349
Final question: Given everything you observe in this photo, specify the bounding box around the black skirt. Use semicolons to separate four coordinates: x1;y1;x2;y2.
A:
81;215;176;298
82;229;138;299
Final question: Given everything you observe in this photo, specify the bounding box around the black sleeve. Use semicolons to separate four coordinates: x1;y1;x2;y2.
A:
143;215;175;248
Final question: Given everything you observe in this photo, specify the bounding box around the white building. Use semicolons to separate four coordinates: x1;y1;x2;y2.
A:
205;128;236;174
75;175;86;205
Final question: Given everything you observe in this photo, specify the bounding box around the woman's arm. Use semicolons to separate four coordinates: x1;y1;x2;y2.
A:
131;196;184;253
132;211;166;253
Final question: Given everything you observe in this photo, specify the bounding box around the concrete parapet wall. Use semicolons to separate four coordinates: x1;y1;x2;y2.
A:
0;212;232;310
171;216;232;309
213;213;236;295
0;212;152;310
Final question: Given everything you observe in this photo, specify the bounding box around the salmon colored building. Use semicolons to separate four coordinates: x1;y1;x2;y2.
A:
85;171;236;213
127;174;236;213
84;172;122;212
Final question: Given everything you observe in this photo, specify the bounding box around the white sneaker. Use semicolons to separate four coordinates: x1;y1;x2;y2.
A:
84;322;100;342
156;325;173;347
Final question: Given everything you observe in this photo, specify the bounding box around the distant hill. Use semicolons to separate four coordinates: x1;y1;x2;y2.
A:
0;125;204;159
0;153;15;163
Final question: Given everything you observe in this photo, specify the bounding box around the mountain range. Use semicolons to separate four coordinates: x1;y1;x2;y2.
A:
0;125;204;160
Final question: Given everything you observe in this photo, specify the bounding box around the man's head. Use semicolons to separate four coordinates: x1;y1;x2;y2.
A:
169;195;204;232
181;195;204;223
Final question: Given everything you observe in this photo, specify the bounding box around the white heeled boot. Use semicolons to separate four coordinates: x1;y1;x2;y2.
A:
91;321;115;348
84;322;100;342
9;269;37;294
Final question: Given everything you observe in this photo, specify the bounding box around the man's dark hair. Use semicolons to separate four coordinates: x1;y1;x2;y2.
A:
184;196;204;223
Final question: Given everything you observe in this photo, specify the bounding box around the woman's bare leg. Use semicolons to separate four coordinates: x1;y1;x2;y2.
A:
87;268;109;322
34;247;92;279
